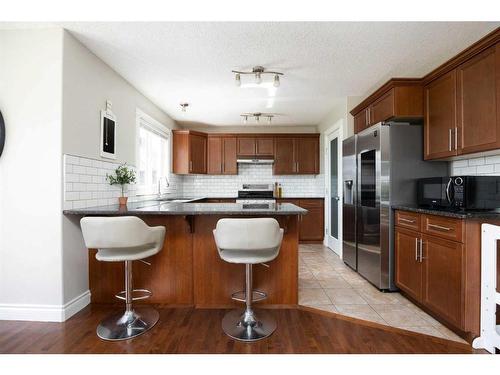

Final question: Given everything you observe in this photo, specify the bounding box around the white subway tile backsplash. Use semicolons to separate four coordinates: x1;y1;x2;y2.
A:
468;157;485;166
477;165;494;174
63;155;323;209
451;155;500;177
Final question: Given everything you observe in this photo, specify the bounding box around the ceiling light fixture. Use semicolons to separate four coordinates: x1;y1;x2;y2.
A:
240;112;277;125
232;66;284;87
180;103;189;112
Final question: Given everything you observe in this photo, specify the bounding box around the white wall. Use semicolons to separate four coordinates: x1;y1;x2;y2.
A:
0;29;67;320
61;31;178;308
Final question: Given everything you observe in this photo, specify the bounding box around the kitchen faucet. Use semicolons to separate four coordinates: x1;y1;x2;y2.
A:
157;176;170;198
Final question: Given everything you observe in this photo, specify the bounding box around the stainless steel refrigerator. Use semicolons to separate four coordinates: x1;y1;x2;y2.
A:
342;122;447;291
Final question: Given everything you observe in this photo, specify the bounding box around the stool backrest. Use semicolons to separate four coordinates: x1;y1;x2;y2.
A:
80;216;156;249
214;218;283;251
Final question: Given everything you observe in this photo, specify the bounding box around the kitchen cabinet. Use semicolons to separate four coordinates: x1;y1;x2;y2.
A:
207;136;237;175
278;198;324;242
422;234;464;328
237;136;274;157
423;36;500;160
350;81;424;133
274;136;319;175
172;130;207;174
354;108;370;133
456;44;500;155
394;227;422;301
394;209;492;342
424;71;458;159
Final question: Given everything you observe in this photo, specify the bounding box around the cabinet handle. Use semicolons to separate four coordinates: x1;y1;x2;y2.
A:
415;238;419;261
189;160;193;172
455;126;458;151
419;238;425;262
448;128;452;151
296;161;299;173
400;218;415;224
428;223;452;231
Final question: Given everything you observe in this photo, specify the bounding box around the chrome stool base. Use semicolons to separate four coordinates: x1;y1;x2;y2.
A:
222;309;277;342
97;306;159;341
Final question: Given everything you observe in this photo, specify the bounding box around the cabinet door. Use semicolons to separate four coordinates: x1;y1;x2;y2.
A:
255;137;274;156
273;138;296;175
237;137;256;156
189;134;207;174
354;109;369;133
298;199;324;241
296;137;319;174
369;89;394;125
394;228;422;301
422;235;464;328
222;137;237;175
457;44;500;155
207;137;222;174
424;71;458;159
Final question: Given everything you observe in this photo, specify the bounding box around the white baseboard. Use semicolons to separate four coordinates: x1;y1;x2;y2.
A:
0;290;90;322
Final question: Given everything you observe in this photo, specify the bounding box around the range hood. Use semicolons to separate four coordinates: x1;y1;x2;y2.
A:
237;158;274;164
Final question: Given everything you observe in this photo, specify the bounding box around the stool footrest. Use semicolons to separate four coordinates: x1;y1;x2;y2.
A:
231;290;267;303
115;289;152;301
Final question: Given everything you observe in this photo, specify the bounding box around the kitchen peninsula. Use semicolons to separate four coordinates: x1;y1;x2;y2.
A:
64;200;306;308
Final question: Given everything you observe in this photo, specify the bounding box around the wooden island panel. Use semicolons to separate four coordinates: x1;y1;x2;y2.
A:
88;214;299;308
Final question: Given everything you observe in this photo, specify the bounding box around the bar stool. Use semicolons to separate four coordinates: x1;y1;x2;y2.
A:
213;218;284;342
80;216;166;341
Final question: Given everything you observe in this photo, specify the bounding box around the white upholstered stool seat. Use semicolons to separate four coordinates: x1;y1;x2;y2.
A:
80;216;166;341
213;218;283;342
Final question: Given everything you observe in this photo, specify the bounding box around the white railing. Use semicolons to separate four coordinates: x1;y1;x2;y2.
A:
472;224;500;354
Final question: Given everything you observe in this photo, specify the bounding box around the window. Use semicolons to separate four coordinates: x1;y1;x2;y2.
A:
136;110;171;195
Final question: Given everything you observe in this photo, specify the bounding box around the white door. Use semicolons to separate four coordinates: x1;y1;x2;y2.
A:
325;125;342;256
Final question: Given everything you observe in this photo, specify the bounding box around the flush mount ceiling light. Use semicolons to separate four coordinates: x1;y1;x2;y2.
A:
232;66;283;87
180;103;189;112
240;112;276;125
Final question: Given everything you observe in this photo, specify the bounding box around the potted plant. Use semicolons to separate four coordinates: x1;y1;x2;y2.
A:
106;163;136;206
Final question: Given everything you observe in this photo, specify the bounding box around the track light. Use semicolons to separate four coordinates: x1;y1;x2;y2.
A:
241;112;277;124
255;115;260;123
273;74;280;87
243;116;248;124
267;116;272;124
232;66;283;87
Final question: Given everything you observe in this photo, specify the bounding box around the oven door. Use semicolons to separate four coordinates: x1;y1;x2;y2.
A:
417;177;448;207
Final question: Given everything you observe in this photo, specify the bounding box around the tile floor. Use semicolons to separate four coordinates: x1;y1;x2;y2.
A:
298;244;467;343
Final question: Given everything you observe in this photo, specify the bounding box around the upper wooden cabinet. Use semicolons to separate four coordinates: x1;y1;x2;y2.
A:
273;136;319;175
424;70;458;159
237;136;274;157
422;30;500;160
456;44;500;155
172;130;207;174
350;81;424;133
207;135;237;175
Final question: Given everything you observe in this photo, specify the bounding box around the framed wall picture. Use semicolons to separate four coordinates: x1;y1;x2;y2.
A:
100;109;116;159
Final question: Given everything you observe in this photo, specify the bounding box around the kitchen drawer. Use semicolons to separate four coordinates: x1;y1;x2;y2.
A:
395;210;420;231
422;214;464;243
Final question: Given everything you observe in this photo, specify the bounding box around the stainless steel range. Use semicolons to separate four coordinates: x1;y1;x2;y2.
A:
236;184;276;209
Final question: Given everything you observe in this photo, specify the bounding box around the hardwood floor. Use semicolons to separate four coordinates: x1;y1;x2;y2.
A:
0;304;472;354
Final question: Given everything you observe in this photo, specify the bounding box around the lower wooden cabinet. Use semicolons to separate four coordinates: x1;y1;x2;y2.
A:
394;210;472;339
278;198;324;242
394;228;422;301
422;234;464;328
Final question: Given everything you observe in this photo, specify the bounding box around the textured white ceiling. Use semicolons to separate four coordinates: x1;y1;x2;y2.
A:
3;22;499;126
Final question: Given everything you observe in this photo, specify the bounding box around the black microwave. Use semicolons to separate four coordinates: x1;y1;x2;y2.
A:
417;176;500;210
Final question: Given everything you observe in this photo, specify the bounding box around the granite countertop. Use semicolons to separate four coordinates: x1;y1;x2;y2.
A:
392;204;500;219
64;200;308;216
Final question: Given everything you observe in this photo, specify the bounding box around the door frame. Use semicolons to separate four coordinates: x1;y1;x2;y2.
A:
323;119;343;256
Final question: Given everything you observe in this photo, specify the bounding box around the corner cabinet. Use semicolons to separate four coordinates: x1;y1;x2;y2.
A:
273;136;319;175
172;130;207;174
